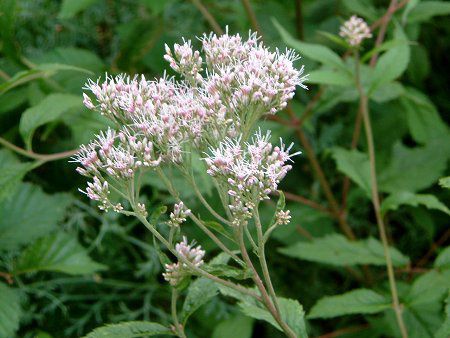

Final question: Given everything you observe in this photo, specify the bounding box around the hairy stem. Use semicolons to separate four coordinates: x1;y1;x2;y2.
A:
354;50;408;338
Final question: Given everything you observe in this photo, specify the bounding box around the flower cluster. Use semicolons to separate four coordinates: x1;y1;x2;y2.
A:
205;130;300;225
339;15;372;46
74;29;305;218
167;202;191;227
163;237;205;286
275;209;291;225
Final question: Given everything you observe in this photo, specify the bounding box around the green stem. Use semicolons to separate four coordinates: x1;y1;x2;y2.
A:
354;50;408;338
254;207;281;315
171;288;187;338
237;226;296;338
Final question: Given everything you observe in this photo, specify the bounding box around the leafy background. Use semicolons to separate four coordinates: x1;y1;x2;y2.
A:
0;0;449;337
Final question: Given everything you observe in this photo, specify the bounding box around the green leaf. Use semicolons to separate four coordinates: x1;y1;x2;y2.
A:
371;82;405;103
0;63;92;95
0;183;72;251
279;234;410;267
83;321;174;338
15;231;106;275
181;277;218;324
381;191;450;216
369;25;410;95
342;0;379;21
434;292;450;338
408;1;450;23
434;247;450;270
307;69;353;86
406;270;449;306
203;264;252;280
58;0;99;19
331;147;371;196
212;314;253;338
19;93;83;148
362;40;409;63
0;150;35;203
400;87;449;144
308;289;391;319
379;140;450;193
0;283;21;338
239;297;307;338
439;177;450;189
272;19;347;72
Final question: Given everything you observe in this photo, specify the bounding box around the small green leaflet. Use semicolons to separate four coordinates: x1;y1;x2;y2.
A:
308;289;391;319
279;234;410;267
181;277;218;324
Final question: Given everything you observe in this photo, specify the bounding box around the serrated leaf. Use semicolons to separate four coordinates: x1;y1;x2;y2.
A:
308;289;390;319
203;264;252;280
379;140;450;193
15;231;106;275
58;0;99;19
381;191;450;216
273;19;347;72
19;93;83;149
181;277;218;324
83;321;174;338
279;234;409;267
0;150;36;203
239;297;307;338
406;270;450;306
0;283;21;338
370;25;410;95
435;247;450;270
434;292;450;338
331;147;371;196
400;87;449;144
0;183;72;251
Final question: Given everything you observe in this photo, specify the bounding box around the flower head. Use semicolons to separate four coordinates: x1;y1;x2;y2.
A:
168;202;191;227
339;15;372;46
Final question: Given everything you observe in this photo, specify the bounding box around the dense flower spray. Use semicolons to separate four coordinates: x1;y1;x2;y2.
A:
339;15;372;46
72;28;307;292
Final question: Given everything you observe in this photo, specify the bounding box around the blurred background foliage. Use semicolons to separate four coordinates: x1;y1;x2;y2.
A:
0;0;449;337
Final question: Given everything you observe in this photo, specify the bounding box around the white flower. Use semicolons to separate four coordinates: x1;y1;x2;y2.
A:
275;209;291;225
339;15;372;46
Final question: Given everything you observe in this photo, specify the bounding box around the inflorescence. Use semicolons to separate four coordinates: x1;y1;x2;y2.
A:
72;28;307;284
339;15;372;46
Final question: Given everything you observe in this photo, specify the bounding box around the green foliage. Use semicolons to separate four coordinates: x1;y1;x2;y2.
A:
181;278;218;324
279;234;410;267
20;93;83;148
0;0;449;337
83;321;174;338
15;231;106;275
381;191;450;216
308;289;391;319
0;183;72;251
0;283;21;338
239;297;307;338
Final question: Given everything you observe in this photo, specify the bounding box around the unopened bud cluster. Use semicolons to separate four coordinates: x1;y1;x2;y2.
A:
163;237;205;286
167;202;191;227
339;15;372;46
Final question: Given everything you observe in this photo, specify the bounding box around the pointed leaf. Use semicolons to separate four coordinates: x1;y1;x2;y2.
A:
279;234;409;267
181;277;218;324
308;289;391;319
381;191;450;216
